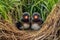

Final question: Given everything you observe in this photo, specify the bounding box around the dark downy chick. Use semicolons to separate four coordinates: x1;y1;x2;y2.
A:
15;12;30;30
21;12;30;30
31;12;43;30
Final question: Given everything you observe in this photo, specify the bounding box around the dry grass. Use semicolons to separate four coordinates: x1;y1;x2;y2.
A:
0;3;60;40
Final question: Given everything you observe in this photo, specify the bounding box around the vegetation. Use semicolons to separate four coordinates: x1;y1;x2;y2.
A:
0;0;58;23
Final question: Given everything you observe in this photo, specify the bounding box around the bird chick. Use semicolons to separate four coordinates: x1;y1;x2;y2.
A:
31;12;43;30
21;12;30;30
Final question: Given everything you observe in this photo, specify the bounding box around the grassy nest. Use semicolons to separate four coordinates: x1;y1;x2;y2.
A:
0;4;60;40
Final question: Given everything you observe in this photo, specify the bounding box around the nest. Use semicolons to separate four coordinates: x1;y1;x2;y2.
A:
0;3;60;40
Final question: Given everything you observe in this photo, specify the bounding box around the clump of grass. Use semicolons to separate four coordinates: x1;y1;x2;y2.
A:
0;0;58;23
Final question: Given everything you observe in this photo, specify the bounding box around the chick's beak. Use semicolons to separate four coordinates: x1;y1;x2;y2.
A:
24;16;28;19
34;16;38;19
